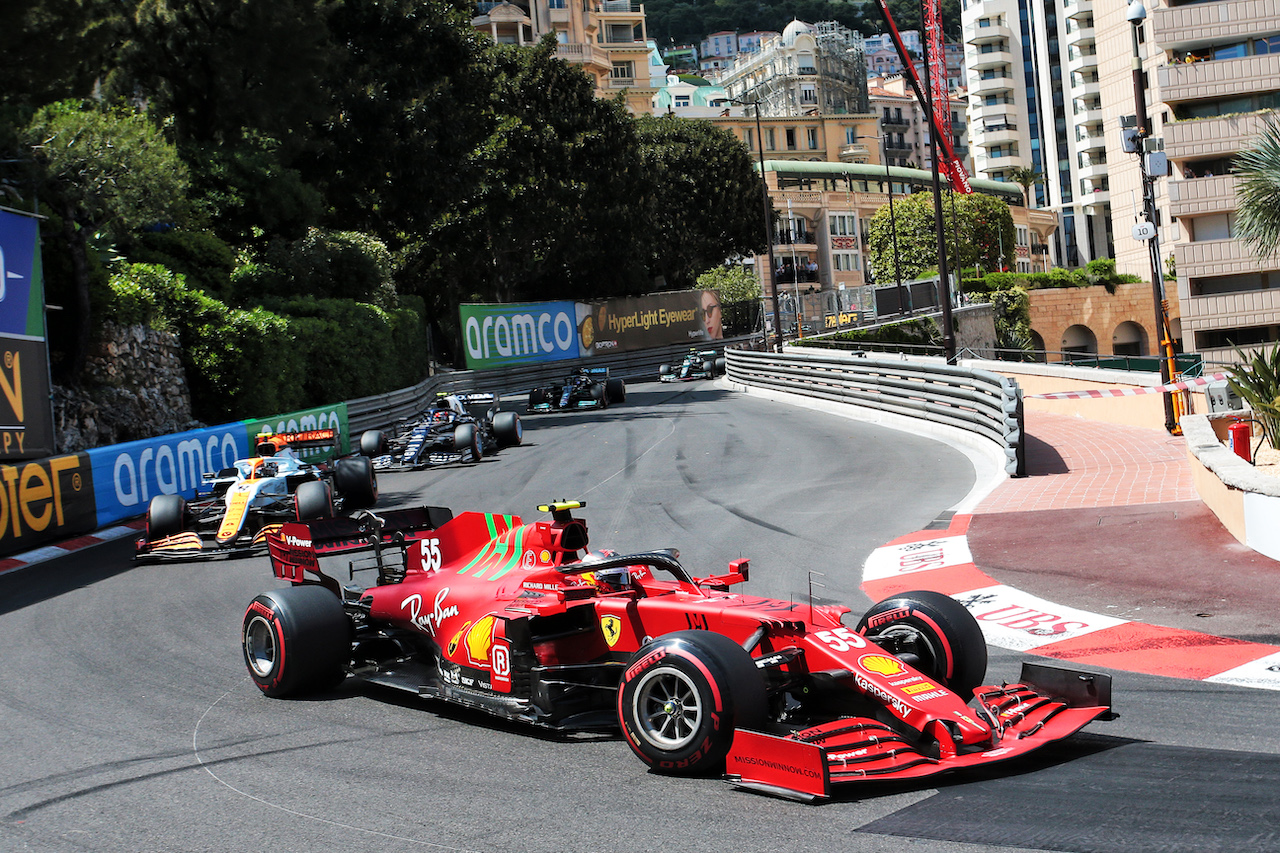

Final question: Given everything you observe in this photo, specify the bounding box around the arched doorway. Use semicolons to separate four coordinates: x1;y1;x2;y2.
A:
1030;329;1047;363
1112;321;1147;357
1061;325;1098;361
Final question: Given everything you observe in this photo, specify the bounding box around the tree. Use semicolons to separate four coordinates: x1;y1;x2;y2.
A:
636;114;767;290
697;264;761;304
1234;115;1280;259
1008;166;1042;209
21;101;190;381
109;0;336;149
866;190;1014;282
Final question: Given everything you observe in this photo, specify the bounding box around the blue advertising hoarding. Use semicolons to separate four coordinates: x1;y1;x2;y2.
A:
86;422;250;528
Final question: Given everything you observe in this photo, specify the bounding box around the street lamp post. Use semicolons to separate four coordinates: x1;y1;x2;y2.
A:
857;134;909;315
738;100;783;352
1127;0;1178;432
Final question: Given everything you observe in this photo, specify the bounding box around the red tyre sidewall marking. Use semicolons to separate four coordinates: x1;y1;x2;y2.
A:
618;644;726;764
907;609;955;682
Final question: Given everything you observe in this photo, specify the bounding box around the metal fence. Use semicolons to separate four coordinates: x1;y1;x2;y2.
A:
725;348;1026;476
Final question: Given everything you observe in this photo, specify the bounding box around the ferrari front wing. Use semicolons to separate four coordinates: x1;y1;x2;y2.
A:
724;663;1113;801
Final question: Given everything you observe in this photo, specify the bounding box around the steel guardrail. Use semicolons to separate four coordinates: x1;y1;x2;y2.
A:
725;348;1026;476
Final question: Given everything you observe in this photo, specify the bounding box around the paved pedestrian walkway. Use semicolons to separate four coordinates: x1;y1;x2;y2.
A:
864;408;1280;690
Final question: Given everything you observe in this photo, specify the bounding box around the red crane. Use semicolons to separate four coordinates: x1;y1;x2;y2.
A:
874;0;972;194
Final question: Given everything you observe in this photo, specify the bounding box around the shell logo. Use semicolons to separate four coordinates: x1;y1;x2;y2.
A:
539;549;551;563
858;654;906;676
464;615;496;665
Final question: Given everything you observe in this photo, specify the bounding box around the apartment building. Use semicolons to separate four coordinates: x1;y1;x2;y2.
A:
749;161;1058;331
471;0;656;114
1095;0;1280;364
869;75;973;177
715;21;870;117
863;33;967;90
960;0;1114;270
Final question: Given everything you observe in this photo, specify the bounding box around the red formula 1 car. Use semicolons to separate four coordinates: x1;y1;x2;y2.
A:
242;501;1112;801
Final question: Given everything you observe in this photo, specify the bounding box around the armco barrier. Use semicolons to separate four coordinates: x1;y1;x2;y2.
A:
346;336;762;433
725;348;1026;476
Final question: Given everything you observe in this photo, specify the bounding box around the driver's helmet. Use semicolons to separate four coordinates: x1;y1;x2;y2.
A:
434;396;451;409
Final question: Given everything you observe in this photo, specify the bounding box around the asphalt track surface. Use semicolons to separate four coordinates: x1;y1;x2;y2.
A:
3;382;1279;853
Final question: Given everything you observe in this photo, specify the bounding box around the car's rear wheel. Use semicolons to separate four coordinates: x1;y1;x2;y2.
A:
491;411;522;447
617;630;766;775
605;377;626;404
147;494;186;539
334;456;378;508
242;586;350;698
294;480;334;520
856;590;988;699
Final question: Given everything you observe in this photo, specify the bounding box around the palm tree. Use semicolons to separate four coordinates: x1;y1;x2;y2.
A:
1008;166;1042;209
1235;115;1280;258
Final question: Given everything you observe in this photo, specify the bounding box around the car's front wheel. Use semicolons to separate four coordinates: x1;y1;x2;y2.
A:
617;630;766;775
242;586;350;698
146;494;186;540
856;590;988;699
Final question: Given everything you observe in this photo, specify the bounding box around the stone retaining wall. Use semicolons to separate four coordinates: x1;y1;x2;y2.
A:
53;322;196;453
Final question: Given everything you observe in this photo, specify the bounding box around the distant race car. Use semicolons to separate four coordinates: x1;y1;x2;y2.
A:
527;367;625;413
370;392;523;470
242;500;1113;801
659;349;726;382
134;428;381;562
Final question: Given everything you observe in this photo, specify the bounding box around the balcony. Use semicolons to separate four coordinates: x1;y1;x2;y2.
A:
970;100;1016;123
555;42;612;71
1178;238;1280;280
1157;53;1280;107
973;72;1015;94
1166;111;1274;161
970;48;1014;71
1077;159;1109;181
1169;174;1239;219
965;21;1013;45
881;113;910;130
977;124;1020;147
1067;50;1099;76
1072;77;1101;98
1081;188;1110;213
1076;129;1106;151
1152;0;1280;52
1065;0;1093;20
1066;26;1095;50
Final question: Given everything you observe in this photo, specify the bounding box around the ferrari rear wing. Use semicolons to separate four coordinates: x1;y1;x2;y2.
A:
266;506;454;583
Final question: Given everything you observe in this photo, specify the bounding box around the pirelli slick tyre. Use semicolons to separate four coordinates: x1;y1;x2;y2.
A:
242;586;350;698
714;357;726;375
359;429;386;458
855;590;988;699
605;377;626;404
146;494;186;540
335;456;377;508
453;423;482;462
617;630;766;775
294;480;334;521
491;411;522;448
528;388;547;409
658;364;671;377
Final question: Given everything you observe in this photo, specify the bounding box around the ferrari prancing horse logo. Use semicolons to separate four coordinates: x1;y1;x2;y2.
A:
600;615;622;647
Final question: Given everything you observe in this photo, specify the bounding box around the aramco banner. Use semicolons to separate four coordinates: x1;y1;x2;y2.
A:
460;291;719;370
0;209;55;461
